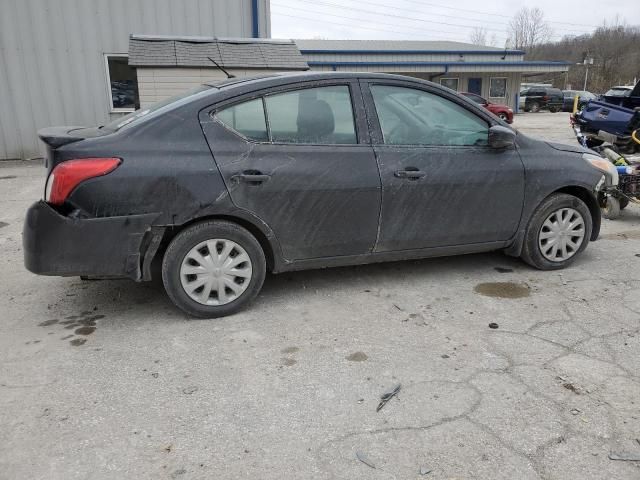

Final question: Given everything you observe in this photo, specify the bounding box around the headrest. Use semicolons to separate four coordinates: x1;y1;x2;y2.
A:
296;99;335;142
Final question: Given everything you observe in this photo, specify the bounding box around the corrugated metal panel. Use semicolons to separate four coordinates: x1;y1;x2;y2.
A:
0;0;271;159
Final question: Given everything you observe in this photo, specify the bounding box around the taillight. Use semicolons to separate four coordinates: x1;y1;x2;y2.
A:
45;158;121;205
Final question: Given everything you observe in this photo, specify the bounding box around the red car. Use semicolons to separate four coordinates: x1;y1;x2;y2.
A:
461;92;513;123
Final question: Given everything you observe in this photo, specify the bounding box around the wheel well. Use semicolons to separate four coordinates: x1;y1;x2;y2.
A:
154;215;276;273
555;186;601;240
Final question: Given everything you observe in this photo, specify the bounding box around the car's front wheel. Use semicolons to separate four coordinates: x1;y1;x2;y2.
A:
162;220;266;318
520;193;592;270
498;112;509;121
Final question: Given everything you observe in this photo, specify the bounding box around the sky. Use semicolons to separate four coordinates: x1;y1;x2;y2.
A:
270;0;640;46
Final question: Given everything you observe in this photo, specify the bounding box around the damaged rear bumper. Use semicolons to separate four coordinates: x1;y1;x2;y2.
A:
23;201;159;280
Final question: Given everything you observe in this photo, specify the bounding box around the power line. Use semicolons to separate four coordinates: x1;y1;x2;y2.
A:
276;0;511;37
277;0;594;40
271;2;498;41
399;0;601;29
271;10;482;42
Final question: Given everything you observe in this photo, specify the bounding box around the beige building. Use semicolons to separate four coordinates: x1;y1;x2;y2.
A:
128;36;309;108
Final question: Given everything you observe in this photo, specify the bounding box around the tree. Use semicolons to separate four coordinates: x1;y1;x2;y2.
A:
470;27;488;46
507;7;552;50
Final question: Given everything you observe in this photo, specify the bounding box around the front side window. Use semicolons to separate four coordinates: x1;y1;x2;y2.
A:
105;55;139;111
216;98;268;141
371;85;489;147
440;78;459;92
490;78;507;98
265;86;357;144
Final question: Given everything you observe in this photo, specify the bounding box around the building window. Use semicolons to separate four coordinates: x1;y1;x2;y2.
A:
105;55;140;112
490;77;507;98
440;78;459;92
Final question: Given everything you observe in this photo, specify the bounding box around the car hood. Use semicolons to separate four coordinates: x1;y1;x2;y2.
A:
545;141;588;154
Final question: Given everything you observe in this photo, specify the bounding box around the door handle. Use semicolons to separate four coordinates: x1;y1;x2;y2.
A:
231;173;271;184
394;169;426;179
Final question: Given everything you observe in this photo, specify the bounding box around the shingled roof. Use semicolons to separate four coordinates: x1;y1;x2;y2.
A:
129;35;309;70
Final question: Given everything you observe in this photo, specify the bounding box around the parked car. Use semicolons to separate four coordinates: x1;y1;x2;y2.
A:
602;85;634;99
574;80;640;154
520;87;564;112
600;83;640;110
562;90;596;112
460;92;513;123
24;72;612;318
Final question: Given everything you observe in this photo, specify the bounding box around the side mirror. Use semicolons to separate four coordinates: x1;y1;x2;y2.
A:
489;125;516;149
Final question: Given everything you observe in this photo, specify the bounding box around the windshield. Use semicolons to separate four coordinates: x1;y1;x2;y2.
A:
104;85;213;131
604;88;631;97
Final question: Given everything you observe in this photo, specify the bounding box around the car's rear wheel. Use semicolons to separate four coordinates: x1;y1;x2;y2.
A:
549;106;559;113
530;102;541;113
521;193;592;270
162;220;266;318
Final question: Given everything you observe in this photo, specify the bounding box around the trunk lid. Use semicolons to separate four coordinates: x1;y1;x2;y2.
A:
38;126;110;172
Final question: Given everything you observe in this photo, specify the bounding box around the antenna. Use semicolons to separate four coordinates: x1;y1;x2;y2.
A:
207;56;235;79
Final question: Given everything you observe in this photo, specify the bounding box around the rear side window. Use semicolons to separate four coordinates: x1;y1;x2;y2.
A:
265;86;357;144
216;98;268;141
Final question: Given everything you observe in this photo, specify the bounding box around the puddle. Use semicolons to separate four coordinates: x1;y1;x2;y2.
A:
74;326;96;336
474;282;530;299
37;310;105;345
346;352;368;362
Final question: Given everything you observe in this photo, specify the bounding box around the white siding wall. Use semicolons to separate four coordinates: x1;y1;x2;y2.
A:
0;0;270;160
137;68;284;107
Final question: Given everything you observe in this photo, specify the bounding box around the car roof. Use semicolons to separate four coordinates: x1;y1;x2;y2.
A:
207;71;438;91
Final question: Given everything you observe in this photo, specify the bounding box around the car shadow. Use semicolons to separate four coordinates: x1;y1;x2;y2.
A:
56;250;526;321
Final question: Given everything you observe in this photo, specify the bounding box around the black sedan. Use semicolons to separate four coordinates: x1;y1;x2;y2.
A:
562;90;596;112
24;73;616;318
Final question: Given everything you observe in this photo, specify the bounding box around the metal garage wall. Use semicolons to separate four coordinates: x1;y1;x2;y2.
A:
0;0;271;160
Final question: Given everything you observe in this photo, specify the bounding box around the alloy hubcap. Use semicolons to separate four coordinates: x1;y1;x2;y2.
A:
180;239;252;306
538;208;585;262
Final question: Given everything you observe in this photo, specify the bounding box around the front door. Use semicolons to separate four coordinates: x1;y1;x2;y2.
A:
468;78;483;95
201;81;381;261
362;81;525;252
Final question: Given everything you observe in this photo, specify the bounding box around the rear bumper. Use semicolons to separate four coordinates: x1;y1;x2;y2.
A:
23;201;158;280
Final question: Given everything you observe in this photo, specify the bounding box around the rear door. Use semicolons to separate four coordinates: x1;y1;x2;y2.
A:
361;80;525;252
200;80;381;261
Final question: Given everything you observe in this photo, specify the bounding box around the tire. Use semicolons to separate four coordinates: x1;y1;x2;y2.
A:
521;193;592;270
162;220;266;318
549;106;559;113
619;197;629;210
602;196;621;219
530;102;541;113
498;113;508;121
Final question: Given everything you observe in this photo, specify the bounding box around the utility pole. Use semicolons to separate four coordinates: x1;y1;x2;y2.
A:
583;56;593;91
